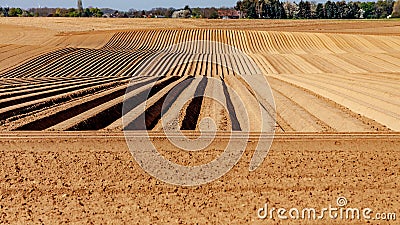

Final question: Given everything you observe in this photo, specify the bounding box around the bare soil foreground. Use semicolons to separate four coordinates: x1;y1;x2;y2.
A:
0;132;399;224
0;18;399;224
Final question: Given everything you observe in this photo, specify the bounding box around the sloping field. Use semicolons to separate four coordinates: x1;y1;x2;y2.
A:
0;26;399;132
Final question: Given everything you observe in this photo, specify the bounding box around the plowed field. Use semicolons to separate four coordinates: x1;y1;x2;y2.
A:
0;18;399;224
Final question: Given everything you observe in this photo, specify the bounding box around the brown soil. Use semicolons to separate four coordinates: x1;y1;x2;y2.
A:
0;132;399;224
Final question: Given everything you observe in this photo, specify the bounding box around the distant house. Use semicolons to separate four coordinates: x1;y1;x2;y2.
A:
218;9;240;19
172;9;191;18
102;13;111;18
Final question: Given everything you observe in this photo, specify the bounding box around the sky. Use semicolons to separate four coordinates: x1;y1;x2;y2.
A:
0;0;238;11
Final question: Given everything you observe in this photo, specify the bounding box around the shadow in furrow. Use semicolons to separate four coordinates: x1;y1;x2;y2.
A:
69;76;181;130
0;77;125;109
181;76;208;130
15;78;158;130
126;77;194;130
222;81;241;131
0;82;122;122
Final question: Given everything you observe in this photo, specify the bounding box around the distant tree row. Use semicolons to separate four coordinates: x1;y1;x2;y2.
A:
0;7;29;17
235;0;396;19
0;7;103;17
0;5;220;18
128;6;220;19
1;1;397;19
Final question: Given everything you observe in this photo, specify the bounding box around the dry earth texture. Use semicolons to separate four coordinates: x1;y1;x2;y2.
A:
0;18;399;224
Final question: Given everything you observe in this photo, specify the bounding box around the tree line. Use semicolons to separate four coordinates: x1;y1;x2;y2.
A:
0;7;103;17
235;0;396;19
1;1;398;19
0;6;220;18
127;6;220;18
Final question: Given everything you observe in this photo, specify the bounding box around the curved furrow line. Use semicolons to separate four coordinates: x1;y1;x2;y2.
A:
294;33;318;54
361;53;400;72
350;35;386;53
294;73;400;107
26;48;100;78
159;53;183;76
11;48;82;78
254;30;269;53
201;77;232;131
140;52;170;76
129;51;165;77
246;31;259;53
199;54;208;76
292;33;313;53
316;33;348;54
42;76;166;131
0;78;127;123
286;32;308;53
316;54;367;74
34;49;100;78
11;81;133;131
189;54;202;76
0;45;58;73
379;36;400;51
0;77;125;109
328;34;363;53
151;77;204;131
272;87;331;132
132;31;147;50
297;54;349;74
266;32;281;53
277;31;294;54
248;53;278;74
338;53;393;73
304;33;333;54
272;74;400;131
165;53;190;77
91;51;138;77
261;54;303;74
69;49;123;77
0;77;95;95
112;51;154;77
284;32;308;54
0;77;103;99
284;54;324;74
268;77;381;132
0;48;78;78
100;32;120;49
259;32;279;54
346;72;400;83
224;74;272;132
0;45;26;55
117;51;154;77
362;35;398;53
177;54;194;77
273;32;290;54
113;76;190;131
310;72;400;94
